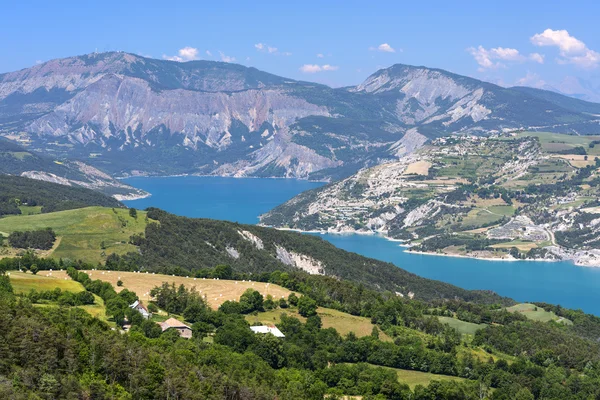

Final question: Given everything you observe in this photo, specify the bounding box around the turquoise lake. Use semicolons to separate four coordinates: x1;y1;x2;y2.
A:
123;176;600;315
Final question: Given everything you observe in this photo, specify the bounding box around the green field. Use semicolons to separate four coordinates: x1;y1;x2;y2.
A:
438;316;486;335
9;271;85;294
247;307;392;341
517;131;600;155
505;303;572;325
0;206;152;263
348;364;468;389
18;205;43;215
8;271;111;323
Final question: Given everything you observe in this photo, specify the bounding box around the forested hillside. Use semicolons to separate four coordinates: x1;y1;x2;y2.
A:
0;175;123;216
0;138;147;199
4;252;600;399
108;208;509;304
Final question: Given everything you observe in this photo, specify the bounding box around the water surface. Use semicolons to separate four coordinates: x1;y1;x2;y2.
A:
123;176;600;315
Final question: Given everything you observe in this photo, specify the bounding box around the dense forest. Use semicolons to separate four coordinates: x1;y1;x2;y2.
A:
106;208;510;304
0;174;123;216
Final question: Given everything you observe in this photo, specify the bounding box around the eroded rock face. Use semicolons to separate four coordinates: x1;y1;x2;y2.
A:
2;52;597;179
275;245;324;275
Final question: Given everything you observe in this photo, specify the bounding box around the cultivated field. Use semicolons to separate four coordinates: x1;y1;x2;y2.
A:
438;316;486;335
343;364;467;389
404;160;431;176
505;303;572;324
248;307;392;341
48;270;292;309
8;270;84;294
0;206;152;263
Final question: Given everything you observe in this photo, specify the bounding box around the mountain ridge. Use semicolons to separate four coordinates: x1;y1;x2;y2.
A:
1;52;599;181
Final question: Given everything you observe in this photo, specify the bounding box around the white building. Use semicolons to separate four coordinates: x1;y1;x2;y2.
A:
250;325;285;338
129;300;151;319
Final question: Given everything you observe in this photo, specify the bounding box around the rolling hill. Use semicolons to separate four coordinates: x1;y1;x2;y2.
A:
0;138;147;199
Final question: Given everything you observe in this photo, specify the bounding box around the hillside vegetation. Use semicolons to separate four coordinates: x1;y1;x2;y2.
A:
0;174;123;217
0;138;147;198
1;205;509;304
4;251;600;398
0;206;150;263
262;132;600;266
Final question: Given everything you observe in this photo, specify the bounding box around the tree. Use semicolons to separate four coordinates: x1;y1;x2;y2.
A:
106;296;129;325
251;333;286;368
191;321;213;340
117;280;123;287
264;295;276;310
279;298;288;309
30;264;39;275
183;301;208;323
288;293;299;307
140;320;162;338
214;321;256;353
76;291;95;305
297;296;317;317
213;264;233;279
129;208;137;219
240;289;264;313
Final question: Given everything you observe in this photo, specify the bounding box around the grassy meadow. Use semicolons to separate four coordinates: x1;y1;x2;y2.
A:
8;270;85;294
437;316;486;335
246;307;393;341
506;303;572;325
0;206;152;263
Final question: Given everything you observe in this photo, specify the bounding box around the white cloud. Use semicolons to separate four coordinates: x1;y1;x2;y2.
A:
468;45;545;70
531;29;599;68
255;43;291;56
163;48;198;62
299;64;339;73
219;51;236;63
531;29;586;54
370;43;397;53
206;50;212;57
163;46;200;62
316;53;324;58
515;72;547;87
529;53;544;64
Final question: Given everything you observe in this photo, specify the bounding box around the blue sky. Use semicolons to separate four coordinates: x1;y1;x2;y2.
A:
2;0;599;92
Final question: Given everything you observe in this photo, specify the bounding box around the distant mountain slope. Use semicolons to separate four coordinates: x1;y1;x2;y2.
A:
511;86;600;115
0;138;147;199
261;132;600;266
0;174;123;216
1;52;599;180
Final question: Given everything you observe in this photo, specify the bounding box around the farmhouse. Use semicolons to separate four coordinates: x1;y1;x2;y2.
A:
129;300;151;319
159;318;192;339
250;325;285;338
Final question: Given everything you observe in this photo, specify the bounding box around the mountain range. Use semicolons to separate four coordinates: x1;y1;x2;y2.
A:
1;52;600;181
